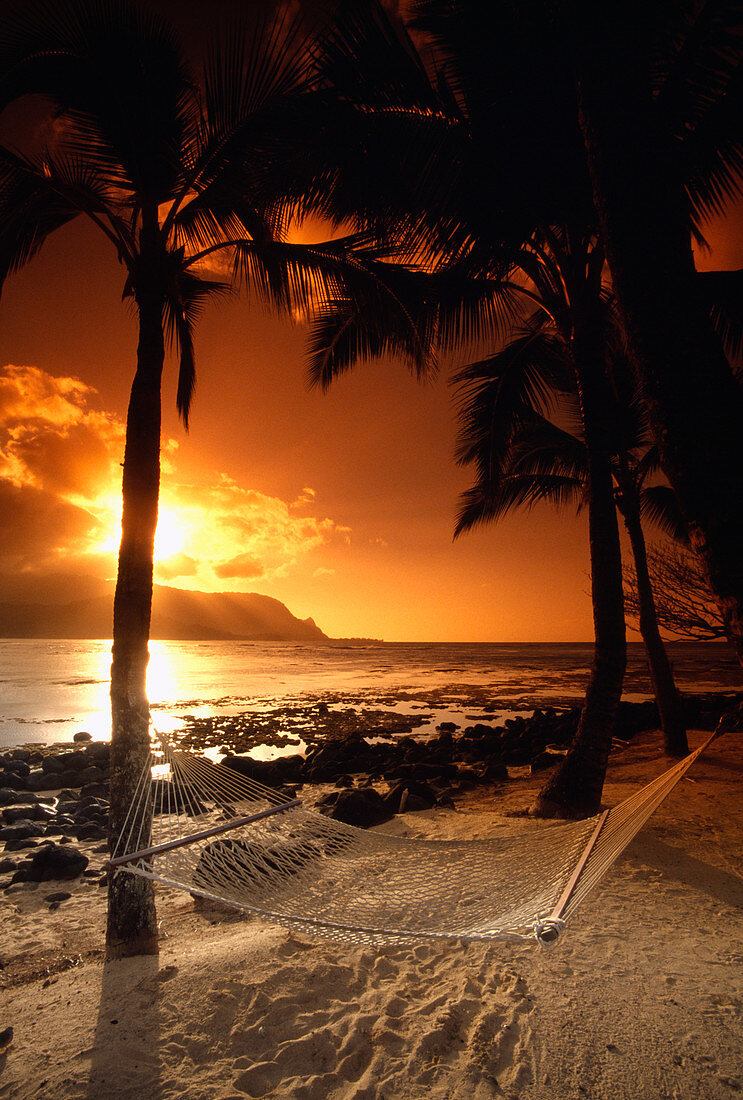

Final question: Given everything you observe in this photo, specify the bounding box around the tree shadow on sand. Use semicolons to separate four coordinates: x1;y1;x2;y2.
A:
87;954;163;1099
632;834;743;910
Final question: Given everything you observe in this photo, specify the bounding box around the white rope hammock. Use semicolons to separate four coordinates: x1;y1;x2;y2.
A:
107;726;724;948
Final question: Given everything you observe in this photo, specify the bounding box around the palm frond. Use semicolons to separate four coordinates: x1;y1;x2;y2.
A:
162;269;232;428
454;470;583;537
639;484;690;543
0;144;118;284
697;267;743;361
452;318;571;477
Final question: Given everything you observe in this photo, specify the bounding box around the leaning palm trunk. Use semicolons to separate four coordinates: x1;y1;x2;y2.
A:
573;6;743;663
107;272;164;958
533;316;626;818
618;486;689;757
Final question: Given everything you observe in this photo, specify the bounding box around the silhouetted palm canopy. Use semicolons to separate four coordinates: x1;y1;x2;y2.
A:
453;323;686;542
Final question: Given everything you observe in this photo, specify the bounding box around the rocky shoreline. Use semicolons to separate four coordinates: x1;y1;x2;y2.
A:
2;690;741;899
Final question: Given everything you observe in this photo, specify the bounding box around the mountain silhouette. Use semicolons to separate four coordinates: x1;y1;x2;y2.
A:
0;579;327;641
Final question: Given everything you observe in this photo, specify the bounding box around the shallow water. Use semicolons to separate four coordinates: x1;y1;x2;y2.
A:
0;638;739;749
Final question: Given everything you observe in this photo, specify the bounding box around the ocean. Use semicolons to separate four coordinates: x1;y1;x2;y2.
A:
0;639;740;750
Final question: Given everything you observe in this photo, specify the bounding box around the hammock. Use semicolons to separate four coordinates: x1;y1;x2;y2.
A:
107;726;723;948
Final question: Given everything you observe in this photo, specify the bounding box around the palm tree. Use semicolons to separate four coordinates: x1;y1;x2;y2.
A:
0;0;431;956
546;0;743;661
455;339;690;758
391;0;743;660
307;0;743;810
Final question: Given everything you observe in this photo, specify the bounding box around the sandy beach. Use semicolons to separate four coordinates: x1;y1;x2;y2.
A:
1;727;741;1099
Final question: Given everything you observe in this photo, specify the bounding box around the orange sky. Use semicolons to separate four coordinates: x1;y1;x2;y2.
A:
0;77;741;642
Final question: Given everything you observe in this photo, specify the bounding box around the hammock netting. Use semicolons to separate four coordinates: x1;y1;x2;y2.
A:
109;731;718;948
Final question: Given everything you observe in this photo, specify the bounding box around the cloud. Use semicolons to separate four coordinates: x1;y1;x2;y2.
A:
0;364;92;427
0;365;123;499
155;553;200;581
0;479;106;572
163;475;347;584
213;553;264;580
292;486;316;508
0;363;349;592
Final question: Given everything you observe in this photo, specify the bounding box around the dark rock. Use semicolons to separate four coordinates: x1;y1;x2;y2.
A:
479;759;509;782
0;788;28;806
8;748;32;762
58;789;80;801
0;772;26;791
320;788;393;828
77;766;105;784
55;800;79;816
0;858;17;873
398;791;433;812
436;722;459;732
272;754;305;783
384;781;438;813
73;731;93;743
80;782;109;800
334;774;355;788
531;751;564;773
56;770;81;788
3;803;55;825
25;843;89;882
84;743;110;765
76;823;107;840
0;820;46;841
3;760;30;779
220;754;284;788
464;723;499;738
455;766;481;785
26;771;57;792
41;756;65;775
4;838;40;852
44;890;72;903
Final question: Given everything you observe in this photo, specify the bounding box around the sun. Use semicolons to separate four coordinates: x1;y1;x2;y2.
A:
153;508;187;561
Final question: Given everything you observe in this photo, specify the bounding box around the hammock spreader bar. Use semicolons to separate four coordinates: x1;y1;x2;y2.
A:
106;797;302;869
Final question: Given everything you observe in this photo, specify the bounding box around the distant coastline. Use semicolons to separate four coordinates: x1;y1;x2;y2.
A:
0;584;328;643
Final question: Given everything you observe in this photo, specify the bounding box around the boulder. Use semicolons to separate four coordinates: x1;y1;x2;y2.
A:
530;751;564;773
384;781;438;813
73;731;93;743
0;820;46;841
478;759;509;782
3;760;30;779
3;804;55;824
0;772;26;791
320;788;393;828
80;782;109;799
0;788;28;806
25;843;89;882
220;754;284;788
26;771;58;792
77;766;105;784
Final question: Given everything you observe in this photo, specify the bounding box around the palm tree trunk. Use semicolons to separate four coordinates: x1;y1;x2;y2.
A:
570;2;743;663
107;267;163;958
618;485;689;757
533;308;627;818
